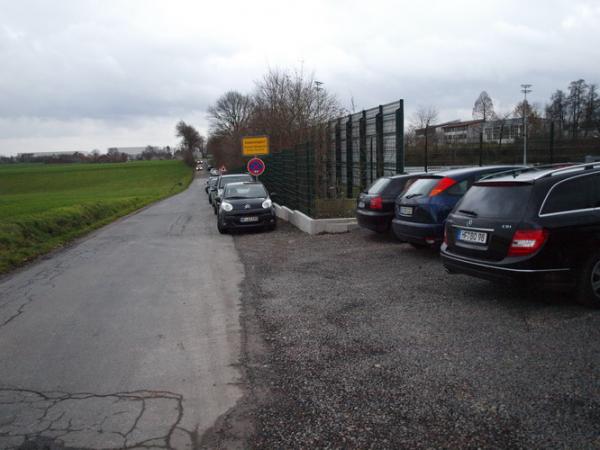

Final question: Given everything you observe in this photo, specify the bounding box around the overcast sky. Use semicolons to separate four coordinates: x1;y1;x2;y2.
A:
1;0;599;155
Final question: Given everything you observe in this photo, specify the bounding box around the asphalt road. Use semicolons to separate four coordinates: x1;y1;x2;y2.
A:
0;177;243;450
208;223;600;449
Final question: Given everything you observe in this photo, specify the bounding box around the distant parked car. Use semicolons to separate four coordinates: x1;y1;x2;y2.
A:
213;173;254;214
442;163;600;307
217;182;277;234
392;166;523;248
206;176;218;201
356;173;423;233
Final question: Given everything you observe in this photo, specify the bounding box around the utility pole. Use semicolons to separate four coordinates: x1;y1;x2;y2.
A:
520;84;532;165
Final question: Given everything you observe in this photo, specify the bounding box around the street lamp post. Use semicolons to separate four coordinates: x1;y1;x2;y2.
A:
520;84;532;165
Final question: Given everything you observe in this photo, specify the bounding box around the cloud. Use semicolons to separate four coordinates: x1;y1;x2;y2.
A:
0;0;599;154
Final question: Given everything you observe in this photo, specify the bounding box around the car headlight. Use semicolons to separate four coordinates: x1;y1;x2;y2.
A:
221;201;233;212
262;199;272;209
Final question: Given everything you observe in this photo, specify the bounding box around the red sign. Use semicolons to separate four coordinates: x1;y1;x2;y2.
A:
247;157;266;176
219;165;227;173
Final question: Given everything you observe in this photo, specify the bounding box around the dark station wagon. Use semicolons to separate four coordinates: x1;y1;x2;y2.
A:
441;163;600;307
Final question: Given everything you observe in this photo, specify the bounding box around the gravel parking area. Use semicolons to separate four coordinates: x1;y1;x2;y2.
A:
205;223;599;449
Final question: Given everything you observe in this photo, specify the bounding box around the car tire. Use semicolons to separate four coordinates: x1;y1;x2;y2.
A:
213;204;218;215
576;251;600;308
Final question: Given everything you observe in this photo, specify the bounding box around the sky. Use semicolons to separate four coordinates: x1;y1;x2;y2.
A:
1;0;599;156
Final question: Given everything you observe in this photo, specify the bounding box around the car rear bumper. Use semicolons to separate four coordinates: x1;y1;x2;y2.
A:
391;218;443;244
440;248;573;284
356;210;394;232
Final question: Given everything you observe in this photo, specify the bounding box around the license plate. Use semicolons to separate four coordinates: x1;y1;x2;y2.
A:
457;229;487;244
240;216;259;223
358;201;365;208
399;206;413;216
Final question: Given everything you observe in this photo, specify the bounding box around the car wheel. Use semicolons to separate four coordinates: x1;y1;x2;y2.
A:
208;196;213;205
576;251;600;308
213;204;218;215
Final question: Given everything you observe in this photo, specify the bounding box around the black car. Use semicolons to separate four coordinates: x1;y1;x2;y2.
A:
356;174;423;233
392;166;522;248
441;163;600;307
212;173;253;213
217;182;277;233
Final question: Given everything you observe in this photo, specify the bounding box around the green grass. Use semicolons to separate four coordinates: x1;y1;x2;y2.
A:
0;161;193;273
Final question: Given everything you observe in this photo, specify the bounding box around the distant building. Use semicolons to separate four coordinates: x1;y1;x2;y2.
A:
481;118;524;144
17;150;90;158
441;119;484;143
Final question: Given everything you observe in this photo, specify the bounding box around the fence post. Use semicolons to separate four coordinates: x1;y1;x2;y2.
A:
396;100;404;173
326;122;332;198
335;119;342;195
479;130;483;166
307;142;314;216
376;105;384;177
359;111;367;191
346;115;354;198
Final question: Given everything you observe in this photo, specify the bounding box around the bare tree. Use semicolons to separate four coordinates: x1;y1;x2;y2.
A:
411;106;438;172
496;111;512;148
583;83;598;137
567;79;588;139
175;121;204;166
472;91;496;121
250;67;344;151
207;91;254;137
545;89;567;138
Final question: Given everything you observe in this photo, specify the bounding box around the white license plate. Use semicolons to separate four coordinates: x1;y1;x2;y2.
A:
457;229;487;244
399;206;413;216
240;216;259;223
358;201;365;208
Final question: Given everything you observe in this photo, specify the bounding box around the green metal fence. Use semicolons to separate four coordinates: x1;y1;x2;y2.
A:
259;143;316;216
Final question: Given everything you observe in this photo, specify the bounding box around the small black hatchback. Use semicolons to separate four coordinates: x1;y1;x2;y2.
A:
217;181;276;234
356;174;423;233
441;163;600;307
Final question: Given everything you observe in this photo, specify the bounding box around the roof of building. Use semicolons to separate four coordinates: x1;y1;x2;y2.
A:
441;119;484;129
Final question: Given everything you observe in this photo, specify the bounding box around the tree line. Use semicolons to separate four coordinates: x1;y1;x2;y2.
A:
206;67;344;169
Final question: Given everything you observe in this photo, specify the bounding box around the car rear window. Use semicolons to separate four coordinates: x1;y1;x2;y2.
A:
401;177;441;198
456;184;532;218
366;178;390;194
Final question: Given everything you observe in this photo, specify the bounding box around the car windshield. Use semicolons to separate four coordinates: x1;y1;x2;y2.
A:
401;177;441;198
224;184;267;199
219;175;252;187
455;184;533;218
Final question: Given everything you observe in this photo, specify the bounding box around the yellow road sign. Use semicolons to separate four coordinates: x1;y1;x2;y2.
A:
242;136;270;156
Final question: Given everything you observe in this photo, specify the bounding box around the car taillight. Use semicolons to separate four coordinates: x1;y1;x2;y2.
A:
429;177;457;196
370;196;383;210
508;229;549;256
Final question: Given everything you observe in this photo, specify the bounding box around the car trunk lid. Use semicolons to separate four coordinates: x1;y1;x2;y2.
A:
446;182;534;261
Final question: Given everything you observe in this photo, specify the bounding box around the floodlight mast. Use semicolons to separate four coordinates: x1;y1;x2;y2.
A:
521;84;532;165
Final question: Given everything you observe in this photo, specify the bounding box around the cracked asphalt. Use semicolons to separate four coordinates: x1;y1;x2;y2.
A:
207;223;600;449
0;177;243;449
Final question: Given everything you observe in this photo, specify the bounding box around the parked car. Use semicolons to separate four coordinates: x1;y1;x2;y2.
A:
206;176;218;201
441;163;600;307
217;182;277;234
213;173;254;214
392;166;523;248
356;173;423;233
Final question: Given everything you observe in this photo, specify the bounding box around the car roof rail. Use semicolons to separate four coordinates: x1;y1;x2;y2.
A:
534;162;600;179
478;163;577;181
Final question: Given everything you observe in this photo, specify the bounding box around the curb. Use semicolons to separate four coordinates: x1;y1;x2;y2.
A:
273;203;357;235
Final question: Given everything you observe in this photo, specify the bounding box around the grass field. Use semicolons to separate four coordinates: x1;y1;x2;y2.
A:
0;161;193;274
